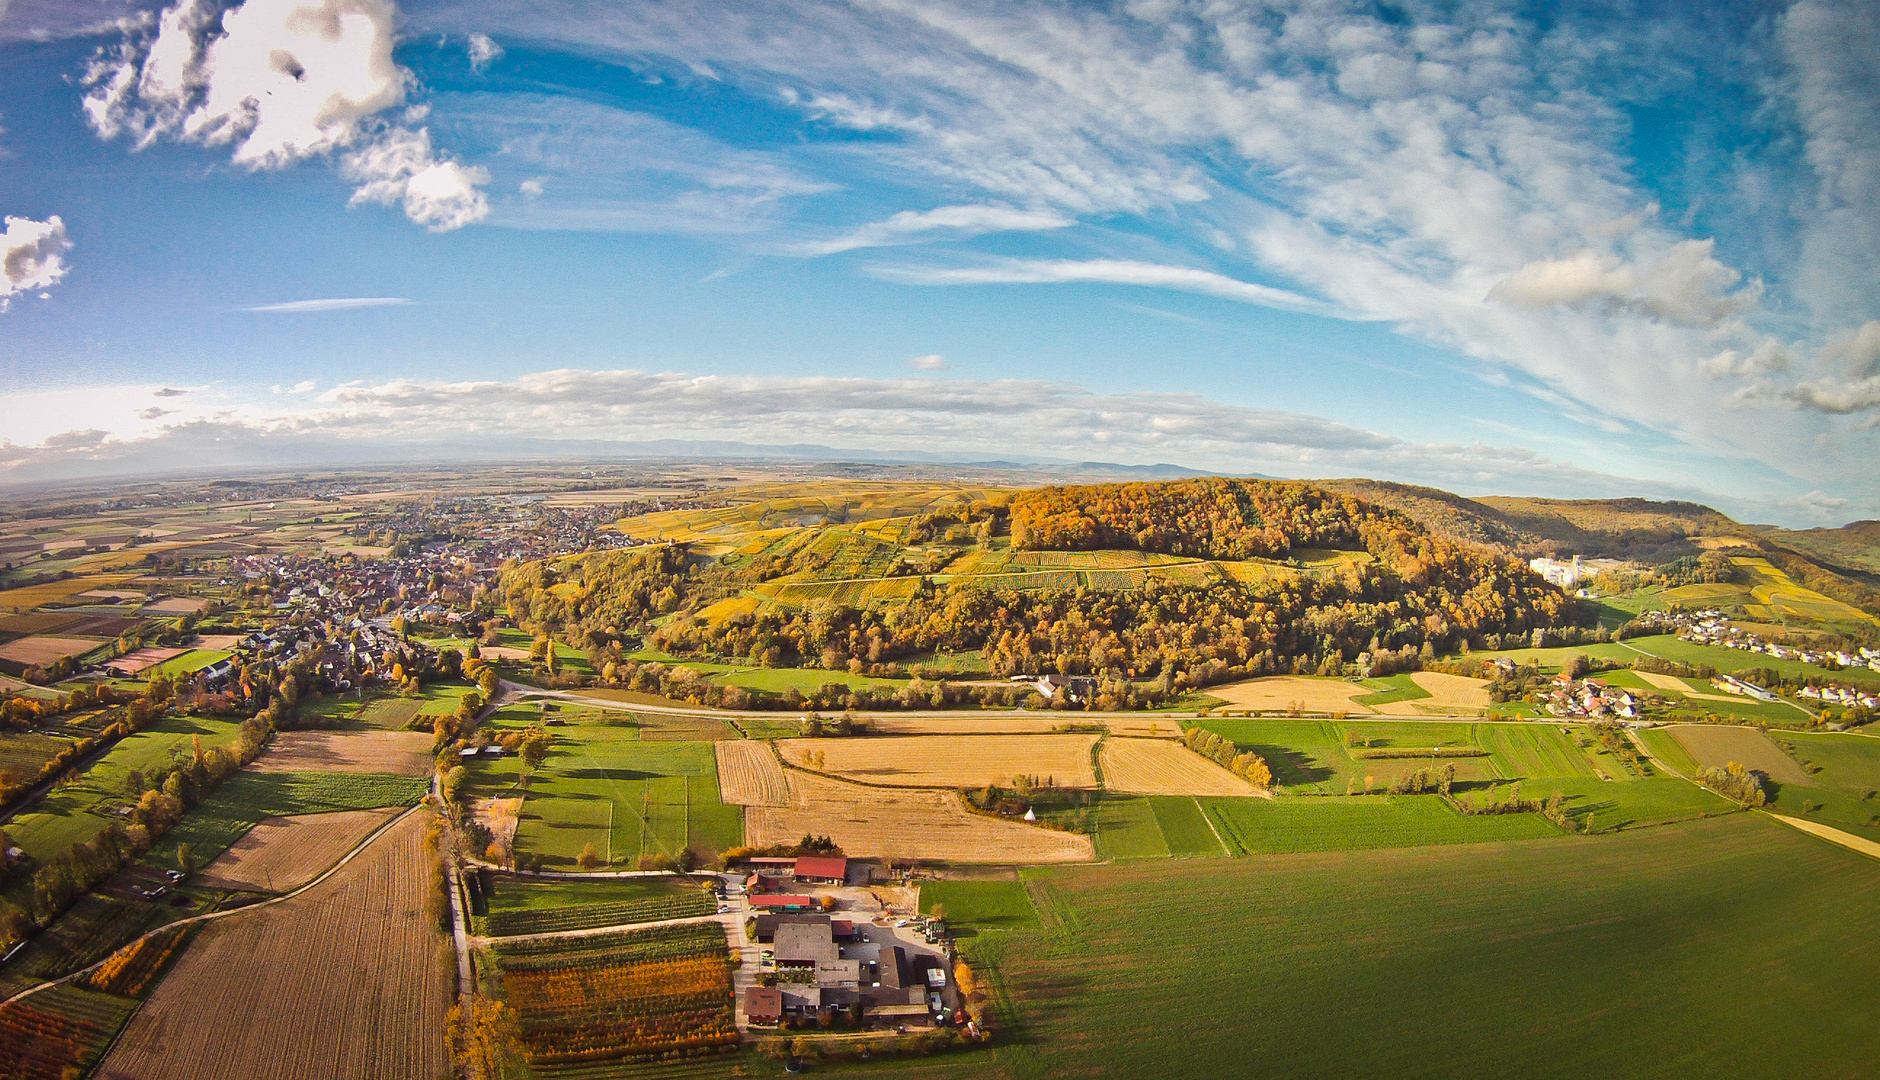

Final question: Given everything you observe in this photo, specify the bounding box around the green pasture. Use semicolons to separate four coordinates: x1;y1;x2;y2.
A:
1350;672;1431;707
148;648;232;679
863;814;1880;1080
5;715;244;862
1762;732;1880;837
918;880;1040;934
461;735;740;868
1635;727;1701;775
1199;794;1564;854
484;873;703;913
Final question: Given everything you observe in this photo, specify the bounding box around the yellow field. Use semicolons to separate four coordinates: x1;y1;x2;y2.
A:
1372;672;1491;715
746;769;1093;863
777;734;1100;789
1208;676;1373;714
0;572;139;609
1634;670;1740;703
1099;738;1262;797
696;595;763;623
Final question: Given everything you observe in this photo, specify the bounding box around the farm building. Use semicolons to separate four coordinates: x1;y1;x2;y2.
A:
754;914;854;943
750;894;818;912
744;987;782;1026
794;855;848;883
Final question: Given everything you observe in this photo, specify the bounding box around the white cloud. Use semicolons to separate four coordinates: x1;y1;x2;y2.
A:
518;177;545;198
796;204;1071;256
342;126;490;231
1;214;71;310
242;296;412;312
875;258;1334;316
1487;240;1759;328
83;0;487;229
467;32;503;73
907;353;946;370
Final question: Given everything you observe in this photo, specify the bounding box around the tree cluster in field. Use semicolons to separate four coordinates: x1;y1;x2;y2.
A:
1181;727;1273;787
1654;552;1741;587
1588;723;1648;772
15;710;270;939
498;480;1576;706
1453;781;1580;831
1383;764;1455;796
1696;761;1767;805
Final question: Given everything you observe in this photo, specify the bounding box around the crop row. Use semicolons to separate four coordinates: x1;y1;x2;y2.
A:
85;923;194;998
485;892;713;937
506;955;727;1015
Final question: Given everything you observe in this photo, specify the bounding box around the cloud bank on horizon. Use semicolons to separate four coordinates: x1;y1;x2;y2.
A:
0;0;1877;526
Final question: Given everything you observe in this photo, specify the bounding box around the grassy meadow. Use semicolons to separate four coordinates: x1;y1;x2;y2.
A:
834;814;1880;1080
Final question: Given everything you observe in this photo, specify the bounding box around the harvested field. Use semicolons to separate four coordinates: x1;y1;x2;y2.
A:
97;812;450;1080
747;770;1093;863
483;646;532;660
0;636;103;668
869;715;1096;735
713;741;789;806
1210;676;1373;715
1635;671;1739;703
252;730;434;776
142;597;208;615
193;808;401;892
1106;715;1184;738
1373;672;1492;715
0;612;82;636
777;734;1100;789
191;634;245;650
1668;725;1814;786
1100;738;1262;797
102;647;187;676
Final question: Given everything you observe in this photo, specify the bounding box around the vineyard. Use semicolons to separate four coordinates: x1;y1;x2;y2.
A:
485;890;714;936
0;984;138;1080
490;922;738;1066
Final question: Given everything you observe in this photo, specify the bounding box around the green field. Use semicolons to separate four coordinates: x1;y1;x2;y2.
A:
1761;732;1880;838
1350;672;1432;707
1199;793;1565;853
148;648;232;679
5;715;245;862
481;875;713;936
142;770;427;873
879;815;1880;1080
462;729;740;868
1148;796;1230;856
918;879;1040;934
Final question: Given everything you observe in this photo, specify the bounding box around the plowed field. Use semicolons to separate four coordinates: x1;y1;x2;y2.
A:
97;811;449;1080
193;808;401;893
252;730;434;776
746;770;1093;863
1099;738;1262;797
777;734;1099;789
713;741;790;806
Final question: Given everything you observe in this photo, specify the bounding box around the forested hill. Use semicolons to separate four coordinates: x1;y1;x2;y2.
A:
502;478;1575;701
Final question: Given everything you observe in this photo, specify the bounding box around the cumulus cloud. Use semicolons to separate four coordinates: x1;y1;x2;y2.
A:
907;353;946;370
242;296;411;312
796;204;1071;256
1487;240;1759;328
875;258;1333;315
1;215;72;310
518;177;545;198
83;0;486;229
466;32;503;72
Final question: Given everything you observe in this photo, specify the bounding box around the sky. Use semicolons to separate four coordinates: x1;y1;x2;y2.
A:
1;0;1877;527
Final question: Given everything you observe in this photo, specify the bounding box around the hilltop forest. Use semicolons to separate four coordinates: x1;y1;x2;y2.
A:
501;479;1572;699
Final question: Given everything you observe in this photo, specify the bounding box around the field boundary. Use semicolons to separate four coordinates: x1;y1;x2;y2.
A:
0;800;429;1008
1766;813;1880;861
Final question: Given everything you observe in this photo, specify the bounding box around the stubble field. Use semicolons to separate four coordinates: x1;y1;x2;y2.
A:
251;729;435;776
777;734;1100;789
192;808;402;892
1667;725;1814;786
1098;738;1261;797
712;740;790;807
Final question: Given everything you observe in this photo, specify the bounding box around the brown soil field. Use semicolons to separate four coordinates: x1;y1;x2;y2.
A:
143;597;208;615
0;612;82;636
777;734;1100;789
103;647;188;676
97;812;450;1080
1209;676;1374;714
0;635;103;668
252;730;434;776
869;715;1095;735
1374;672;1492;715
194;808;402;892
483;645;532;660
191;634;245;650
1668;725;1814;787
714;740;790;806
747;770;1093;863
1099;738;1263;797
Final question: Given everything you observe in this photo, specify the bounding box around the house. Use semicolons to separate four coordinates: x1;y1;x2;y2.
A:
774;921;840;967
753;914;855;943
744;987;782;1026
1009;673;1097;704
794;855;848;884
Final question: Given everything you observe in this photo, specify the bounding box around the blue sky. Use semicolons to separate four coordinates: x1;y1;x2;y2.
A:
2;0;1877;526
